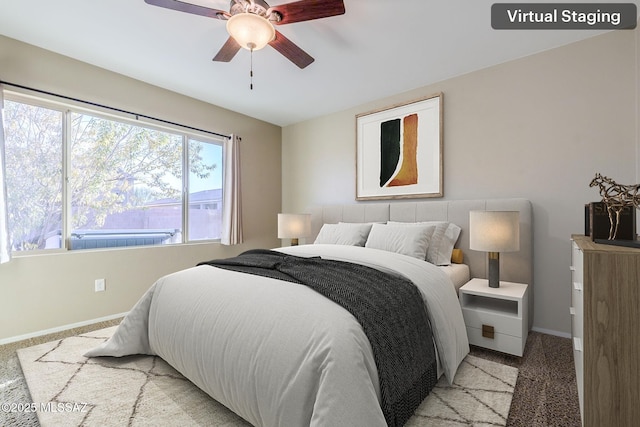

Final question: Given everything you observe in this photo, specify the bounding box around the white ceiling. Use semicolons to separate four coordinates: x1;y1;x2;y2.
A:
0;0;636;126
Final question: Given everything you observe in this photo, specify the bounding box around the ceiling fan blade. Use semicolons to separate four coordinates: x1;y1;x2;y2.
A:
269;30;314;69
144;0;226;19
212;37;242;62
270;0;345;25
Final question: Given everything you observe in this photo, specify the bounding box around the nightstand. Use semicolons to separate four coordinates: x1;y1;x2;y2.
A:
459;278;529;356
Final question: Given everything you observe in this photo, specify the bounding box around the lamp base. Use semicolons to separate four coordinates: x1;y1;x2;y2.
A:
488;252;500;288
290;238;299;246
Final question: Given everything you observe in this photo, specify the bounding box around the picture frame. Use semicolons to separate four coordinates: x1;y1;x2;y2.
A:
356;93;443;200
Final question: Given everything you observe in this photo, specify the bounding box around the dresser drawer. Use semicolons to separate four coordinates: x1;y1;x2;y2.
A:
570;308;583;345
461;307;523;338
573;338;584;421
571;283;584;341
571;241;583;282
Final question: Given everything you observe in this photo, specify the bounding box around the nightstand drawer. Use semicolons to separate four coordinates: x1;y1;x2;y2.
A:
466;326;524;356
461;307;523;337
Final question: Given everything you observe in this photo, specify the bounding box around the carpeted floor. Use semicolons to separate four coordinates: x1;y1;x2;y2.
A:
17;327;517;427
1;320;581;427
470;332;581;427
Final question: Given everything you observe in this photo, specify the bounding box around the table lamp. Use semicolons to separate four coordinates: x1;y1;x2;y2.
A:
469;211;520;288
277;213;311;246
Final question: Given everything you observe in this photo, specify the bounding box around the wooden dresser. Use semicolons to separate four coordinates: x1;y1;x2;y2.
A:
570;235;640;427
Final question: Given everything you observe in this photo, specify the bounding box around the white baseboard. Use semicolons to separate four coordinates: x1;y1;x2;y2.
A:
531;326;572;339
0;312;128;346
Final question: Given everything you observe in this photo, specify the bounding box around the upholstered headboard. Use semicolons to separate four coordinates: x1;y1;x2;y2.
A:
306;198;533;326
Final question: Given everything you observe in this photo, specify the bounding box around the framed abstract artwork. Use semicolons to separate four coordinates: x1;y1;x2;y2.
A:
356;93;443;200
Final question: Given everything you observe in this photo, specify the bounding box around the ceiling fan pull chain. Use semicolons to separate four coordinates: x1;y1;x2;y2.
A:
250;45;254;90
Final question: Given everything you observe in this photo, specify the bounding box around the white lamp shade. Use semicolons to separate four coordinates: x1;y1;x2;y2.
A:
278;213;311;239
226;13;275;51
469;211;520;252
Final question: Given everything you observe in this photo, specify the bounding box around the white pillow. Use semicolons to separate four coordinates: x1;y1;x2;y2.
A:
365;223;436;260
314;223;373;246
437;223;462;266
387;221;461;265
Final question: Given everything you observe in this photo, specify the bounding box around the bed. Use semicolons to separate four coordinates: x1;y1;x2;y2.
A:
85;198;532;427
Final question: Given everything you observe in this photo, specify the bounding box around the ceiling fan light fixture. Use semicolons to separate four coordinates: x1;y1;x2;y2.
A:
226;12;275;51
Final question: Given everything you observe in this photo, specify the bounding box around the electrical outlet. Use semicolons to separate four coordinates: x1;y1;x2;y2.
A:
95;278;106;292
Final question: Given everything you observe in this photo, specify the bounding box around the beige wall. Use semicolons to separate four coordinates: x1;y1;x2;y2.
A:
282;29;637;336
0;35;282;341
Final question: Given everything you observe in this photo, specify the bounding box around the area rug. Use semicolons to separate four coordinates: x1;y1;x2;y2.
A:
17;327;518;426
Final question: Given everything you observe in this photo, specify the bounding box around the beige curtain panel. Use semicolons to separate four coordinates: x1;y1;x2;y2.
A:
220;134;243;245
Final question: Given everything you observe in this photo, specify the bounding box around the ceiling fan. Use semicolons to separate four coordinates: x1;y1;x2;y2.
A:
144;0;346;69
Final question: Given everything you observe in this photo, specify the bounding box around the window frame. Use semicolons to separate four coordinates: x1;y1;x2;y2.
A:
3;89;225;256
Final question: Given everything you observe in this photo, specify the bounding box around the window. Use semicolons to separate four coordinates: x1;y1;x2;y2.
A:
2;93;224;252
188;139;223;241
3;101;63;251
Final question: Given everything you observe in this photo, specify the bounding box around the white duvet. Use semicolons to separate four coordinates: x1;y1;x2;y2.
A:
85;244;469;426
